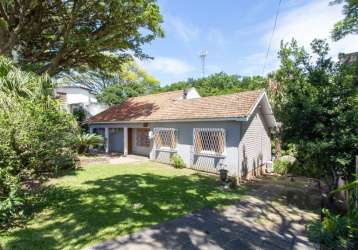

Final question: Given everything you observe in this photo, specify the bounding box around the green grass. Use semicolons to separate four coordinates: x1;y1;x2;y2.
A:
1;161;243;250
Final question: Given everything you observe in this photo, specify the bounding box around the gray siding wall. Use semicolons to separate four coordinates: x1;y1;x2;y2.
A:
149;121;241;176
89;116;272;178
238;106;271;178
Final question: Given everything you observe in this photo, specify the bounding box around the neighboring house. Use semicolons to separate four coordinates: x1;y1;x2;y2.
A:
54;86;107;118
88;88;277;179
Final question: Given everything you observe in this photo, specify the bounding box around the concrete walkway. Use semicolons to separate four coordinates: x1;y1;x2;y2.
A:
80;154;149;166
85;175;320;250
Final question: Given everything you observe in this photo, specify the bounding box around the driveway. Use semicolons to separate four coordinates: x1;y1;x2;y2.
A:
85;175;320;250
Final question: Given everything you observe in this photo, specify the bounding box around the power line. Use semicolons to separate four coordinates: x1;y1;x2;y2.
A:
262;0;282;76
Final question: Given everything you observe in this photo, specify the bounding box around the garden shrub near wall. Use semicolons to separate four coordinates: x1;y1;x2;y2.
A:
0;56;79;229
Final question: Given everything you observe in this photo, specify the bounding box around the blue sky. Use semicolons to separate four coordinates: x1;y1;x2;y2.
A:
137;0;358;86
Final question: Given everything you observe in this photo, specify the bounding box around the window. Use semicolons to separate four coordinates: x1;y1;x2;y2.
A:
153;128;177;150
193;128;225;156
136;128;150;147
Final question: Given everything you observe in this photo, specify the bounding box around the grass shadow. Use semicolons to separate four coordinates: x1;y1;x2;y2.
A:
3;172;243;250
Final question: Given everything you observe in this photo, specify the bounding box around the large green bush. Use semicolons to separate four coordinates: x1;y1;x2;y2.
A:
0;56;79;229
273;159;291;175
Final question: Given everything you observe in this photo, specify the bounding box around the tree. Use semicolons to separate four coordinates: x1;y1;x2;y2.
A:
0;56;79;228
331;0;358;40
93;61;159;105
0;0;164;76
273;39;358;200
158;72;267;97
61;61;159;94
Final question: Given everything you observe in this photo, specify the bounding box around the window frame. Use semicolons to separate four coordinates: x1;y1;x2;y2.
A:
193;128;226;157
153;127;177;152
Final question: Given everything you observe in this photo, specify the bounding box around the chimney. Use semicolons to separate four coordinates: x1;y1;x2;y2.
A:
183;89;188;99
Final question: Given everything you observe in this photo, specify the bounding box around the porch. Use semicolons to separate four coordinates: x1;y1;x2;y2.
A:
89;125;151;157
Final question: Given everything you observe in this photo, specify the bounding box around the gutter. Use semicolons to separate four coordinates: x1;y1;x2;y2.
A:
87;116;249;125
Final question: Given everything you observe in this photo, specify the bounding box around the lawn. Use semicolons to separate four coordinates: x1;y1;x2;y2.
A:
1;161;243;250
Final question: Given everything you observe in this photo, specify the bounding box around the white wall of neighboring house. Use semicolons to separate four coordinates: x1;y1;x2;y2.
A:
54;86;107;118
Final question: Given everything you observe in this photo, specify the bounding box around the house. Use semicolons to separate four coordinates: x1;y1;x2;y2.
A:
88;88;277;179
54;85;107;118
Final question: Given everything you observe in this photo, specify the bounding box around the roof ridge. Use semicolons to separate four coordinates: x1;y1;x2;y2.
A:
172;89;263;102
127;90;183;100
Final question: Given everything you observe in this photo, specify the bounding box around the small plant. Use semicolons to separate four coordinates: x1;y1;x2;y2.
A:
273;159;291;175
76;133;104;154
307;208;350;249
170;154;186;169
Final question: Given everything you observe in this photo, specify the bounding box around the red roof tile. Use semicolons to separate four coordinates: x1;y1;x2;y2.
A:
88;89;263;123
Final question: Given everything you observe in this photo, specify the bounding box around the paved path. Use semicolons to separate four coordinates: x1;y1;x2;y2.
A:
85;176;319;250
80;154;149;166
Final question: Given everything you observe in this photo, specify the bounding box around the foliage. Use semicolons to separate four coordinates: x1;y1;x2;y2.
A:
61;61;160;94
170;154;186;169
81;61;160;105
307;182;358;250
0;0;164;76
331;0;358;41
307;208;352;249
157;72;267;97
72;106;87;124
272;39;358;195
1;162;243;250
273;159;291;175
0;56;79;229
76;133;104;154
0;169;25;228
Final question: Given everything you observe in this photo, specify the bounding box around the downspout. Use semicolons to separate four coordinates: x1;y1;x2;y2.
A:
237;121;242;184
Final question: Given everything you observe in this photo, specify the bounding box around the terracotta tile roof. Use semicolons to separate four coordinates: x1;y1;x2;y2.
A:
88;89;263;123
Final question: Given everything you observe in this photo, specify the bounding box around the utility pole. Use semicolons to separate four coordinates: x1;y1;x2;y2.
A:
199;50;208;77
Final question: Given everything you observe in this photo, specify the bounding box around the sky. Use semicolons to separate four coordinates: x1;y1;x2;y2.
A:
137;0;358;86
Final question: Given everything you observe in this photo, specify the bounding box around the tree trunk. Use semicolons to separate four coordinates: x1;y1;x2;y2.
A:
275;138;282;160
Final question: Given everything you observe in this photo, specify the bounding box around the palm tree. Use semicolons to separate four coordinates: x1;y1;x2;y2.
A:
76;133;104;154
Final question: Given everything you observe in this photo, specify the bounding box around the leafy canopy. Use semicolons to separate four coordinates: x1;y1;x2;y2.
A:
0;0;164;76
331;0;358;40
157;72;267;97
272;39;358;191
85;61;160;105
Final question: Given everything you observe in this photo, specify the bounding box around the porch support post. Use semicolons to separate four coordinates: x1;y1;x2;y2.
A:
124;127;128;156
89;126;93;134
105;127;109;153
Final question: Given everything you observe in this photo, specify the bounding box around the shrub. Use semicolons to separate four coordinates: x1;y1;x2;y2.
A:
0;169;25;228
0;56;79;229
170;154;186;169
76;133;104;154
273;159;291;175
307;208;354;249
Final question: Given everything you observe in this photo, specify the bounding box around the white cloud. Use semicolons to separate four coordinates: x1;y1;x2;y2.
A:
168;17;199;43
239;0;358;75
138;56;194;76
265;0;358;57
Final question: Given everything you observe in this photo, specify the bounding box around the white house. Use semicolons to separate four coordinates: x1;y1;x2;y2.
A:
54;86;107;118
